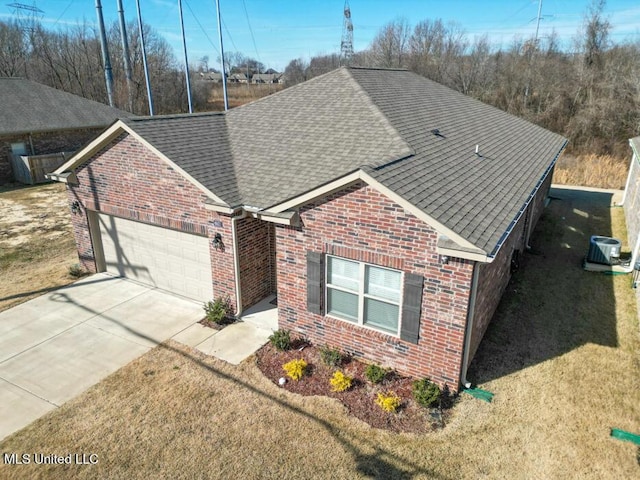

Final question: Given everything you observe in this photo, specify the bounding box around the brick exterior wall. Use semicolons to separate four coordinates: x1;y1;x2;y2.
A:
66;132;238;310
275;182;474;391
468;169;553;365
237;216;277;310
624;153;639;256
623;151;640;310
0;128;103;184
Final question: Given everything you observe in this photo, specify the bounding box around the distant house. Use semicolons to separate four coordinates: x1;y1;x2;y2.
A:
228;73;248;84
199;72;223;83
251;73;283;84
0;78;132;184
50;67;566;391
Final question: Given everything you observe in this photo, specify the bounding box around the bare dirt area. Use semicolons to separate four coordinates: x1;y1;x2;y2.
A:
0;182;78;311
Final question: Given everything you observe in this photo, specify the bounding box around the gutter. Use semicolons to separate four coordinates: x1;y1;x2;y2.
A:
487;141;568;260
460;261;480;389
231;209;247;317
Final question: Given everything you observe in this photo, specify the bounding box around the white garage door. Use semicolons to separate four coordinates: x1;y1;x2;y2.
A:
97;213;213;302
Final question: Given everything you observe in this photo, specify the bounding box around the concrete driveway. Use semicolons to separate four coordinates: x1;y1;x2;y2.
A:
0;273;205;441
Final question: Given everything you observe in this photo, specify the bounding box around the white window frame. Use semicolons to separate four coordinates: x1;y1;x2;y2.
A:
325;255;403;336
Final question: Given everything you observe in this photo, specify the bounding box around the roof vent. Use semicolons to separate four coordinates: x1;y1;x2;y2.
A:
587;236;621;265
430;129;445;138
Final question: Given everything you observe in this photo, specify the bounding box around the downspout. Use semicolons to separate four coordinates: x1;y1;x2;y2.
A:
611;233;640;274
231;209;246;317
460;261;481;389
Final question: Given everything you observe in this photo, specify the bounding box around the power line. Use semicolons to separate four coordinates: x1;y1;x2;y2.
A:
221;16;240;53
183;0;220;56
241;0;262;67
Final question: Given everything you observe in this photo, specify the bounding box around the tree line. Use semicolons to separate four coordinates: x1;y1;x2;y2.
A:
0;17;194;115
1;0;638;157
285;1;639;158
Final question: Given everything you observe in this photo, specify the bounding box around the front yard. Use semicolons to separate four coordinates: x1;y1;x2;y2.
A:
0;186;638;479
0;183;77;312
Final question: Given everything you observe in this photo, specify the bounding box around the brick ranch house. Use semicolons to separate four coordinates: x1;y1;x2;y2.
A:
50;67;567;391
0;78;131;184
622;136;640;311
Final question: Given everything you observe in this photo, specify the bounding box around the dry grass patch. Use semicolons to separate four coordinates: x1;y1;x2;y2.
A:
0;183;78;311
553;154;629;189
0;188;638;479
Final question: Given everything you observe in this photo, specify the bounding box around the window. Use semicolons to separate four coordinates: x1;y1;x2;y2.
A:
326;255;402;335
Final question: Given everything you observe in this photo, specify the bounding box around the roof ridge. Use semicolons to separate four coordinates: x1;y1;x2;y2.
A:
348;66;409;72
125;112;225;122
227;67;350;114
343;68;415;167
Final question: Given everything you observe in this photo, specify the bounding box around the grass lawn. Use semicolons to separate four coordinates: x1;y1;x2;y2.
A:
0;183;78;312
0;187;638;479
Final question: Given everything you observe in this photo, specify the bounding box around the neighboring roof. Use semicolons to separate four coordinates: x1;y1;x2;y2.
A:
0;78;133;136
57;67;567;259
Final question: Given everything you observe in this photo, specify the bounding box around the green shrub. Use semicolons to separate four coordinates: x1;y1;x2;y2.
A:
269;329;291;351
283;358;307;381
329;370;352;392
203;296;233;324
68;263;84;278
319;345;343;367
412;378;441;408
365;364;387;384
375;391;401;413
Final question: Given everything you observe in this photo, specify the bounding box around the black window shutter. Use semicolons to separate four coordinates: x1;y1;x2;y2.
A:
400;272;423;344
307;251;323;315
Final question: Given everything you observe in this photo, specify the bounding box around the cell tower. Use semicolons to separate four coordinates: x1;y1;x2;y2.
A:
340;1;353;65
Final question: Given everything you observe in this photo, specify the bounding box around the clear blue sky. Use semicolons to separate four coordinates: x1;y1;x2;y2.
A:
1;1;639;71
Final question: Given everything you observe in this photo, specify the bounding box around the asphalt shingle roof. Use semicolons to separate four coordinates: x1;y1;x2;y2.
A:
348;68;567;254
122;113;239;205
100;67;567;257
226;67;413;207
0;78;132;135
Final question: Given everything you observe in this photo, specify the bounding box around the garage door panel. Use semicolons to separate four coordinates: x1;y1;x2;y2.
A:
97;214;213;302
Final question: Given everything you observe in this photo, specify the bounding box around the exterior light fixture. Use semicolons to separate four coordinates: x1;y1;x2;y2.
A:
70;200;81;215
212;232;224;251
440;255;449;265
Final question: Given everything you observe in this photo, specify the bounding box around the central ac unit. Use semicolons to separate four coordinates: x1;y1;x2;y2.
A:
587;236;621;265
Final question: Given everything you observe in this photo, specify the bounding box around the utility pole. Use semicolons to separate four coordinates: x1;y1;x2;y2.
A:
534;0;543;45
215;0;228;111
135;0;154;115
117;0;134;112
178;0;193;113
340;1;354;66
95;0;115;107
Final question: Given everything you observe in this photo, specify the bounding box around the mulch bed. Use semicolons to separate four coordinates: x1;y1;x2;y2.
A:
255;339;455;434
198;316;236;330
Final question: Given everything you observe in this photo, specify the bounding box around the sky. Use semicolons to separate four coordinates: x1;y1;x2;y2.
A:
1;0;639;71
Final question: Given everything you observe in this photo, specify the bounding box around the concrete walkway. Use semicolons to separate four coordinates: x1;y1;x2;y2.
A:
0;274;277;441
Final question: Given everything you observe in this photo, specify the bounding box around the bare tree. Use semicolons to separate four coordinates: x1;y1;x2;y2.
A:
0;20;28;76
370;18;411;68
283;58;308;86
